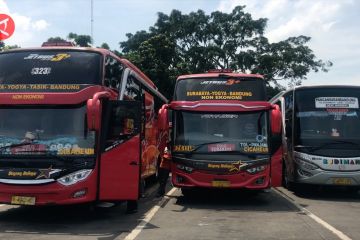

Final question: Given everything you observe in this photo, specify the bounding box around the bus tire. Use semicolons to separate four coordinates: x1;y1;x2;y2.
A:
283;161;296;191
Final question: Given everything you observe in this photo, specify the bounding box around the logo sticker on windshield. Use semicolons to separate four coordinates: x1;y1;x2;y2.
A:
208;144;235;152
173;145;194;152
315;97;359;109
24;53;71;61
31;67;51;75
240;142;268;153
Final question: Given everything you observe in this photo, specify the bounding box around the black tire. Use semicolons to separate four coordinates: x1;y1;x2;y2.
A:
283;161;296;191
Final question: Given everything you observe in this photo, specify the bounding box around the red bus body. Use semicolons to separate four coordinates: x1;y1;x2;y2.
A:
162;71;282;191
0;46;167;205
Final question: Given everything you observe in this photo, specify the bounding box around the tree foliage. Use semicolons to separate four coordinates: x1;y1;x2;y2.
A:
46;36;67;43
67;32;92;47
0;40;20;51
120;6;332;98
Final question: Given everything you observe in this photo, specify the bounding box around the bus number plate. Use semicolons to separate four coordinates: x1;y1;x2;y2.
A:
212;180;230;188
333;178;352;185
11;196;36;205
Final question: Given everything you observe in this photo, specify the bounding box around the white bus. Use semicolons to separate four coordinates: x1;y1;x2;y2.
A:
271;86;360;191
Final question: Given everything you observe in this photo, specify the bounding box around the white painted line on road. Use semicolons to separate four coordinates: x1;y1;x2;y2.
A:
274;188;352;240
124;187;177;240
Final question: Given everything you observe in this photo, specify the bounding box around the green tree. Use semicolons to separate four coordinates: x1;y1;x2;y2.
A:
67;32;92;47
0;41;20;51
46;36;67;43
120;6;332;98
100;42;110;49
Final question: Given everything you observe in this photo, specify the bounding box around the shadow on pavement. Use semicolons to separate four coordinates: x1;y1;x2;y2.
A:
174;188;299;212
291;184;360;202
0;181;163;240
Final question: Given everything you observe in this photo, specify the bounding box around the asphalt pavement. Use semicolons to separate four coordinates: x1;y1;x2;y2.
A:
0;182;359;240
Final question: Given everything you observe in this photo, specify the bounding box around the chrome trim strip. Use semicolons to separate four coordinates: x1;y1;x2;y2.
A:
0;179;55;184
176;103;267;109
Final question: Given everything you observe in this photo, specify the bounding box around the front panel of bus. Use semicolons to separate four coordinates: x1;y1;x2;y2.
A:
290;87;360;186
171;110;271;189
0;49;103;205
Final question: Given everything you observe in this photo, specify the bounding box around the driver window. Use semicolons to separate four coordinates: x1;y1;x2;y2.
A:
104;56;124;90
104;103;140;150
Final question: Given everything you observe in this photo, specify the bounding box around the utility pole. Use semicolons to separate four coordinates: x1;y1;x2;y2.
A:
91;0;94;44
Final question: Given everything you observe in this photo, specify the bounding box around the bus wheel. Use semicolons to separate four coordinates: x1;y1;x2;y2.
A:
283;162;295;191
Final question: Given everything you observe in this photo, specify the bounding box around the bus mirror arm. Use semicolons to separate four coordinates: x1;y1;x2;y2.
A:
87;91;111;131
158;104;169;131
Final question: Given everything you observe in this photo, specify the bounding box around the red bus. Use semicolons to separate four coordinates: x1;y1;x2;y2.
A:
158;70;282;194
0;44;168;210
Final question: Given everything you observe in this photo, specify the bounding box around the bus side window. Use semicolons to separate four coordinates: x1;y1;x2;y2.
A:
124;76;141;101
104;56;124;90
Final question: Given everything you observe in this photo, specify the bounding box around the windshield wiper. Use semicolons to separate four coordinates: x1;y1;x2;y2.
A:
14;150;68;159
0;142;33;151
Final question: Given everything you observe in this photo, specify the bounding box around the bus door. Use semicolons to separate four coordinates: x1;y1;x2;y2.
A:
99;100;141;200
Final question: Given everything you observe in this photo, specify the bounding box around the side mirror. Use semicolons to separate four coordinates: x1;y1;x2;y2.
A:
271;105;282;135
87;91;111;131
158;104;169;131
87;98;101;131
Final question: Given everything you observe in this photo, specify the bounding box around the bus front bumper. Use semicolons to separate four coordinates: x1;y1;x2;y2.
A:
171;166;271;189
0;172;97;206
295;165;360;186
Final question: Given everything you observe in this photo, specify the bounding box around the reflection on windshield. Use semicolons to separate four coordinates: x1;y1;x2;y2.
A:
294;89;360;152
297;110;360;140
0;50;101;85
0;105;95;156
174;111;268;154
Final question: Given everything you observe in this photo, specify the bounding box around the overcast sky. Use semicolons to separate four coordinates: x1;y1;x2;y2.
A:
1;0;359;88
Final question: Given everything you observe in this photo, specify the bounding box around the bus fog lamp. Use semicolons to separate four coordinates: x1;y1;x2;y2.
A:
176;175;185;183
73;189;87;198
255;177;265;185
57;169;92;186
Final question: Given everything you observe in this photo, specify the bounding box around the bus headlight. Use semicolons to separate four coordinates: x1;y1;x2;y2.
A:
57;169;92;186
177;164;194;173
294;157;319;170
246;165;266;174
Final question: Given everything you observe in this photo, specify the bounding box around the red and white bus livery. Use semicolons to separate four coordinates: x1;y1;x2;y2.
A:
0;44;167;207
159;70;282;194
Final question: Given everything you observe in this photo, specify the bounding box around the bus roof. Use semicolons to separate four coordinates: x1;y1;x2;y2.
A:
176;72;264;81
269;85;360;103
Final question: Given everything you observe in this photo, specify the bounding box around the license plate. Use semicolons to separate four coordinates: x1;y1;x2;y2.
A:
11;196;36;205
333;178;352;185
212;180;230;187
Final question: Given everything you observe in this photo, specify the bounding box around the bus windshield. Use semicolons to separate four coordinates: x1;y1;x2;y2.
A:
174;77;266;101
0;105;95;156
174;111;269;155
294;88;360;150
0;50;102;87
